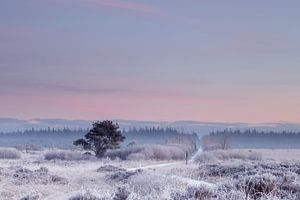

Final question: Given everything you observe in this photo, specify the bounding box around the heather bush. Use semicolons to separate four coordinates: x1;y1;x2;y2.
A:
113;187;130;200
69;191;101;200
237;173;277;199
128;173;166;196
171;185;214;200
198;163;250;177
69;188;130;200
0;148;21;159
5;166;67;185
44;150;92;161
96;165;126;173
107;169;142;183
19;194;39;200
196;160;300;200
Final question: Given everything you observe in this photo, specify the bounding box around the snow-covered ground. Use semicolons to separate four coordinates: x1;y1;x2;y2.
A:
0;149;299;199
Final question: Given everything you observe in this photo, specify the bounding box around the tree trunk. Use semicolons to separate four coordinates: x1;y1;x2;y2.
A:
95;148;106;158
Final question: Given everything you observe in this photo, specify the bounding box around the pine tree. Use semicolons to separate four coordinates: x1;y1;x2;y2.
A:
73;120;125;157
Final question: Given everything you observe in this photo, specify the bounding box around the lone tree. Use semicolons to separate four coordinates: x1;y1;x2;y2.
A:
73;120;125;157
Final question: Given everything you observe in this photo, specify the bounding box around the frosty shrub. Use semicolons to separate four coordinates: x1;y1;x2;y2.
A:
69;191;100;200
237;173;277;199
70;188;129;200
113;187;130;200
171;185;214;200
19;194;39;200
0;148;21;159
128;172;166;197
96;165;126;173
214;182;245;200
44;150;92;161
107;169;142;183
6;166;67;185
105;144;188;161
105;146;143;160
194;150;262;163
195;160;300;200
198;163;250;177
279;183;300;200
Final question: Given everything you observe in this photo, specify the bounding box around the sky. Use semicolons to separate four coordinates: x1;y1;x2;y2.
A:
0;0;300;123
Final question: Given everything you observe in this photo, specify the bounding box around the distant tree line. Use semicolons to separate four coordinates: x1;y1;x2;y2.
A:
124;126;178;135
0;126;179;136
0;125;200;149
210;129;300;137
202;129;300;149
0;127;88;135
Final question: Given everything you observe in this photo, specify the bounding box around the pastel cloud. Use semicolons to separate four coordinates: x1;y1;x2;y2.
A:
90;0;159;14
0;79;142;95
50;0;163;16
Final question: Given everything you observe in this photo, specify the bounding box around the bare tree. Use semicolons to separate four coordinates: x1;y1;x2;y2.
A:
218;134;231;150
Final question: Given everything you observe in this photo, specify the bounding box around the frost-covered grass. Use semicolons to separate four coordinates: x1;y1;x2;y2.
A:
105;144;191;161
0;149;299;199
0;147;21;159
195;159;300;200
193;149;262;163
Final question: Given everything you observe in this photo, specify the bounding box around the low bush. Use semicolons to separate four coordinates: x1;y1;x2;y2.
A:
96;165;126;173
19;194;39;200
127;171;178;199
238;173;277;199
113;187;130;200
6;166;67;185
196;160;300;200
44;150;92;161
69;189;128;200
171;185;214;200
0;148;21;159
198;163;250;177
107;169;142;183
69;191;100;200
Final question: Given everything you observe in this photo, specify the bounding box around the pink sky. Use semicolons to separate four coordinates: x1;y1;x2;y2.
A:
1;89;300;123
1;0;300;123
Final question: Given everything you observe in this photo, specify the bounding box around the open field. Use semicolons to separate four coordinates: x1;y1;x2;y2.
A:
0;148;299;199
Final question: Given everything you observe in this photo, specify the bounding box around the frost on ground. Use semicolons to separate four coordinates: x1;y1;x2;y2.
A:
193;149;300;200
0;149;299;199
1;166;67;185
